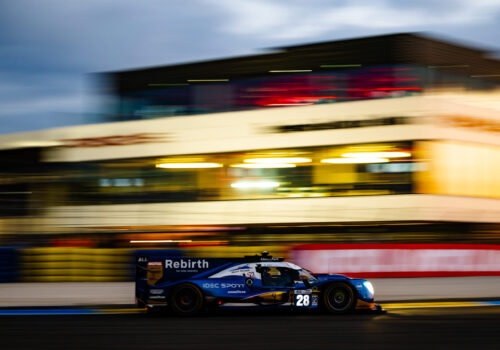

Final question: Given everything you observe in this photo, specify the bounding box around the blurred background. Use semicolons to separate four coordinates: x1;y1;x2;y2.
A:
0;1;499;284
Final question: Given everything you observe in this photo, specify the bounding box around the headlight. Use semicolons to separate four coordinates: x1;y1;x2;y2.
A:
363;281;375;299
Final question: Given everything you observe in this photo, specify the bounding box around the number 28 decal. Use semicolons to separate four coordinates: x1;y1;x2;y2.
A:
295;294;310;307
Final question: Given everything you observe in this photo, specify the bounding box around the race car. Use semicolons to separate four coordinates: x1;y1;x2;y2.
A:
135;251;379;316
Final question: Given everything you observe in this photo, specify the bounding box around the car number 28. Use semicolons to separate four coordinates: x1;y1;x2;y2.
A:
295;294;310;307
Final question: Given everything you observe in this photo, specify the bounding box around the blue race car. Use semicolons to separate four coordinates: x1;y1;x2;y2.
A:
136;251;379;316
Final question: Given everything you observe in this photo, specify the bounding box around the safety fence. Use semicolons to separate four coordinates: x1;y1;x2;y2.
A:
1;244;499;282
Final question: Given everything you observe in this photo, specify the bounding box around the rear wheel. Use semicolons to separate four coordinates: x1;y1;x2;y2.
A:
169;283;204;316
322;282;356;314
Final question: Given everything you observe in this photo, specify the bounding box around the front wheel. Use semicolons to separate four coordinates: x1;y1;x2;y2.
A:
169;283;204;316
322;282;356;314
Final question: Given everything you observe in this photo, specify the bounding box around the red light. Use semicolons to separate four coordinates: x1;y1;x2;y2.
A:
374;87;423;91
218;301;222;305
348;87;423;92
375;78;419;82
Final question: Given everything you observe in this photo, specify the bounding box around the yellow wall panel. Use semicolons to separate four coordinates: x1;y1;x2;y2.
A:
415;141;500;198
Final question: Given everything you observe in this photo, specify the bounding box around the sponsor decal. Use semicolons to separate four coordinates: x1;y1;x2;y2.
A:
147;261;163;285
202;283;246;289
165;259;209;271
221;283;245;289
149;289;164;295
295;289;313;295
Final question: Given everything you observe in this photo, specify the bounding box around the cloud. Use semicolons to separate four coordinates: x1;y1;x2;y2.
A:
1;0;499;133
206;0;500;40
0;0;230;134
0;71;88;133
1;0;253;73
0;90;84;116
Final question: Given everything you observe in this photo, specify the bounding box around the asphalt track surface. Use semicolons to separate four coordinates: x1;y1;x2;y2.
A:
1;306;500;350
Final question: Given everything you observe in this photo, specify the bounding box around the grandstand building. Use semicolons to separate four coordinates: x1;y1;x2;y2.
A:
0;33;499;245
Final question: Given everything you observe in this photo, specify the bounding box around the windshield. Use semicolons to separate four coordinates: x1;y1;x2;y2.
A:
299;268;317;282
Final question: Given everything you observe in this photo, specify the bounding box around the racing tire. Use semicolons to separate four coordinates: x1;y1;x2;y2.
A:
322;282;356;314
168;283;204;317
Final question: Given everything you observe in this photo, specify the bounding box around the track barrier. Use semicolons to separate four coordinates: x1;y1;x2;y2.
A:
291;244;500;277
2;244;500;282
20;248;135;282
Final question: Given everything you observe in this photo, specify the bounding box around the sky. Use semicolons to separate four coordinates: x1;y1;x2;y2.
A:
1;0;500;134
